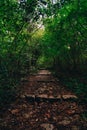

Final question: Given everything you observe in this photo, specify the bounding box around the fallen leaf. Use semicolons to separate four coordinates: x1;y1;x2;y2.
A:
11;109;19;114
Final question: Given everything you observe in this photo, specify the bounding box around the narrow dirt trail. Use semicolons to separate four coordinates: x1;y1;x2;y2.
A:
20;70;78;101
0;70;87;130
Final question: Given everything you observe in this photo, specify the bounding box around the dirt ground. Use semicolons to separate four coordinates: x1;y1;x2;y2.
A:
0;70;87;130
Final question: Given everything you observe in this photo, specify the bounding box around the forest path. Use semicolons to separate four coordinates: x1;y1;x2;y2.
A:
20;69;78;101
0;70;87;130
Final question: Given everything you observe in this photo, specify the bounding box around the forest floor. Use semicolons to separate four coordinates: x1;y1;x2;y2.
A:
0;70;87;130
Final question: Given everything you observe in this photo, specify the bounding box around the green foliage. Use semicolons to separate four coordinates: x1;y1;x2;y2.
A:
41;0;87;72
59;73;87;101
0;0;37;104
25;0;37;14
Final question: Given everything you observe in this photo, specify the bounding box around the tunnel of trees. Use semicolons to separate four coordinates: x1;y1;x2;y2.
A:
0;0;87;105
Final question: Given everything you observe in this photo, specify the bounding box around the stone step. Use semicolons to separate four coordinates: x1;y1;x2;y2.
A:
20;94;78;102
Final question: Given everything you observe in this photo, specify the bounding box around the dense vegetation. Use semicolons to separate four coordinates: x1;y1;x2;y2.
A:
38;0;87;101
0;0;87;105
0;0;38;104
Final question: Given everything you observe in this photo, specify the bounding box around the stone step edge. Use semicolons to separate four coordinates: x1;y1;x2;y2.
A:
21;80;59;82
20;94;78;102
